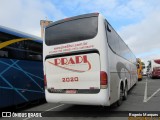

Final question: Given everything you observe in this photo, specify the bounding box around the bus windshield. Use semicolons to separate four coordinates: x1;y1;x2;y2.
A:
45;17;98;46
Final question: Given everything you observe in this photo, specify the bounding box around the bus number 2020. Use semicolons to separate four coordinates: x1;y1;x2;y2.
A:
62;77;79;82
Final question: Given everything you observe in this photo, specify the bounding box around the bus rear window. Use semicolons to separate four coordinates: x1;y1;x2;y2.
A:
45;17;98;46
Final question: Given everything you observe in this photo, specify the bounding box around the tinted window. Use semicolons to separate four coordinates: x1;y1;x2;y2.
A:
25;41;42;61
106;22;136;63
119;40;128;59
0;31;19;58
45;17;98;45
0;32;42;61
106;24;120;54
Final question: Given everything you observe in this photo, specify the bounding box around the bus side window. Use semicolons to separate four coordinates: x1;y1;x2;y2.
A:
106;22;120;55
106;24;116;53
12;41;26;59
105;21;136;63
28;54;42;61
0;50;8;57
0;31;18;58
25;41;42;61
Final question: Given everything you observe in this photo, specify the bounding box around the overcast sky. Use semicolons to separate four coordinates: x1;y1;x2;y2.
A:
0;0;160;65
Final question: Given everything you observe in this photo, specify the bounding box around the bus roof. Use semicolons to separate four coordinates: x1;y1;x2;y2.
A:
46;13;99;28
0;25;42;43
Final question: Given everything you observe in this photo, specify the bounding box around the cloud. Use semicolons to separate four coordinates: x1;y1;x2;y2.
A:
0;0;65;37
51;0;160;29
52;0;156;20
119;11;160;64
1;0;160;64
57;0;160;63
1;0;159;37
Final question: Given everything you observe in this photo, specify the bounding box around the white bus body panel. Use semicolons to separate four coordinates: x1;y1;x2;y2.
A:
108;47;137;104
150;59;160;70
45;89;109;106
45;53;100;89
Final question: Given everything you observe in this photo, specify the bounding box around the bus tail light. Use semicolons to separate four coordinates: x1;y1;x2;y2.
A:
44;75;47;88
100;71;108;89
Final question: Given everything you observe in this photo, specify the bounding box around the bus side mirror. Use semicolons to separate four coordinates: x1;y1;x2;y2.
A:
107;25;111;32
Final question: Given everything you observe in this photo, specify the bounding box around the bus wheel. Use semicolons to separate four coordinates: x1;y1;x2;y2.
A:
151;75;155;79
117;85;123;106
123;84;128;100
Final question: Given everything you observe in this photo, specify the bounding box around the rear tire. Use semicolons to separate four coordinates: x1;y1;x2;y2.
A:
123;84;128;100
117;86;123;106
151;75;155;79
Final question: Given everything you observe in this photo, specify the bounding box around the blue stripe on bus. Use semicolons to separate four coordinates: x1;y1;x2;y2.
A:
0;60;43;80
10;59;44;92
0;75;28;101
0;60;19;75
0;58;44;108
0;86;13;90
0;86;44;93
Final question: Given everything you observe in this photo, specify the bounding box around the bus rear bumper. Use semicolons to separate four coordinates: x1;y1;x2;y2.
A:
45;89;110;106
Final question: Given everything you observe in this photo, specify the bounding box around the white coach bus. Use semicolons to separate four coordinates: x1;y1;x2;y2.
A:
43;13;137;106
148;59;160;78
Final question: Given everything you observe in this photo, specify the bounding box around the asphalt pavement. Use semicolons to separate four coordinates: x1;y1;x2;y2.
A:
1;76;160;120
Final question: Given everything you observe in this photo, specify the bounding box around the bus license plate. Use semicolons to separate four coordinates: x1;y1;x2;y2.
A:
66;90;77;94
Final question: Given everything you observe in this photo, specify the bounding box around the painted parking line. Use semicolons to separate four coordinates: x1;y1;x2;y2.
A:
23;104;65;120
42;104;65;112
143;78;160;102
143;78;148;102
